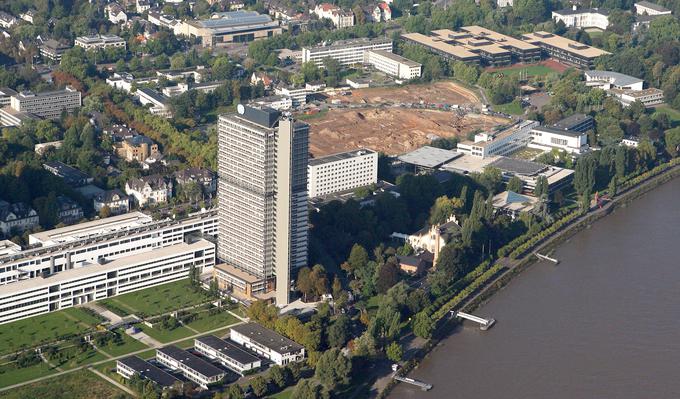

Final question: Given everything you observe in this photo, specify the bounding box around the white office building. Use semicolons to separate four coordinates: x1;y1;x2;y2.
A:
528;126;589;155
0;239;215;324
75;35;127;50
552;6;610;30
8;86;81;120
634;1;671;15
364;50;421;79
230;323;305;366
308;149;378;197
301;38;393;67
584;70;644;90
217;105;309;305
156;346;225;389
136;88;172;118
457;120;539;158
194;335;261;375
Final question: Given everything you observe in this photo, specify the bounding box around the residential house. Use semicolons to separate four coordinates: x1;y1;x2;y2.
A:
107;3;128;24
0;201;39;236
174;168;217;197
93;189;131;215
125;175;173;207
390;215;460;264
114;135;160;163
20;10;35;24
0;11;17;29
396;254;428;275
492;191;538;219
372;2;392;22
250;72;274;90
137;0;152;13
313;3;354;28
56;196;84;224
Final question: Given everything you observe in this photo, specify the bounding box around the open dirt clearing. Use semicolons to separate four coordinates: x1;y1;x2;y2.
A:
334;80;480;105
308;108;509;157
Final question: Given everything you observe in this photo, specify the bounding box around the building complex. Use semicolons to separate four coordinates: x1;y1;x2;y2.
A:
457;120;540;158
230;323;305;366
521;31;610;68
117;355;181;389
0;86;81;126
217;105;309;305
585;70;665;107
156;346;226;388
75;34;127;50
634;1;671;15
179;10;282;47
552;6;610;30
301;38;393;67
363;50;422;79
194;335;261;375
308;149;378;198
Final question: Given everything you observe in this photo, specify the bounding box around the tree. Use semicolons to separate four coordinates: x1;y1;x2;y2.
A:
406;289;430;315
247;300;279;328
507;176;524;193
386;341;403;363
292;379;327;399
300;62;320;83
376;260;400;294
574;155;596;198
428;195;462;225
665;127;680;157
435;243;467;281
250;376;268;397
225;384;244;399
315;348;352;391
345;244;369;276
413;311;434;339
99;205;112;218
353;5;366;24
328;314;351;348
269;365;288;389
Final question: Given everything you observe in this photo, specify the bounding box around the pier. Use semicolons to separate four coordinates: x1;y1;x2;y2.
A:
393;375;433;391
453;311;496;330
534;252;559;264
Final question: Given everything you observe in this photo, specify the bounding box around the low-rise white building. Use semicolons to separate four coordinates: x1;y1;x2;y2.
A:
75;35;126;50
106;3;128;24
457;120;539;158
301;38;393;67
136;88;172;118
194;335;261;375
552;6;610;30
528;126;589;155
250;95;292;111
116;355;181;389
0;201;39;236
230;323;305;366
584;70;644;90
364;50;421;79
0;239;215;324
634;1;671;15
308;149;378;197
156;346;225;389
274;86;309;107
611;88;665;107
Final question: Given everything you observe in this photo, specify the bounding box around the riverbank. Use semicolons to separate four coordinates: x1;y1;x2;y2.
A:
380;160;680;398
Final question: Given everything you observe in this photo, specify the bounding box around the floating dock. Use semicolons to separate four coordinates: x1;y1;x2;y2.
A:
534;252;559;264
454;311;496;330
394;375;433;391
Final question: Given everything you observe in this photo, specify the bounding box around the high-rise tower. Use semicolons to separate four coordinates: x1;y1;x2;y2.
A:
217;104;308;305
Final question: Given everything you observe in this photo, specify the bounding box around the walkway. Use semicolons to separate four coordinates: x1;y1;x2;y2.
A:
89;367;138;397
0;321;245;393
127;330;162;348
82;302;124;325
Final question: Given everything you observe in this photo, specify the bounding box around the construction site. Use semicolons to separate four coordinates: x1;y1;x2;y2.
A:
305;81;510;157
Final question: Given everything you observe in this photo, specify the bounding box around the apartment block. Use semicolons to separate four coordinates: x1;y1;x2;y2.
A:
308;149;378;197
301;38;393;67
364;50;421;79
75;35;127;50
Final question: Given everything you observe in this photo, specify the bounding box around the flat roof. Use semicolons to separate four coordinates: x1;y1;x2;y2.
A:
585;70;644;87
367;49;421;67
431;29;511;56
489;157;546;176
137;88;168;104
521;32;610;58
305;37;392;52
0;240;214;297
635;1;670;12
613;87;664;98
29;211;152;245
195;335;260;365
15;87;78;99
214;263;262;283
531;125;585;138
157;346;225;378
460;25;539;51
553;113;593;130
553;7;609;16
117;355;181;388
401;32;480;60
189;10;277;31
398;146;463;168
230;323;304;354
309;148;376;166
442;154;498;174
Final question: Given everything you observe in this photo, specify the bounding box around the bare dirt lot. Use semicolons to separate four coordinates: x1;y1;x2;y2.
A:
338;80;480;105
307;107;509;157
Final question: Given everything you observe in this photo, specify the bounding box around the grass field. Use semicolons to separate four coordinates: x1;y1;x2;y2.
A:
99;279;211;317
653;105;680;126
138;324;194;343
0;361;57;389
0;369;130;399
185;311;239;333
268;388;293;399
0;310;96;356
46;344;108;371
99;329;149;357
491;64;557;78
494;100;524;115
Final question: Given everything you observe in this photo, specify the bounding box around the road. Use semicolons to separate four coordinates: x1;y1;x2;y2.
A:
0;321;245;393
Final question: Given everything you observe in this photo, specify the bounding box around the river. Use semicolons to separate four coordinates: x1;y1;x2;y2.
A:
391;178;680;399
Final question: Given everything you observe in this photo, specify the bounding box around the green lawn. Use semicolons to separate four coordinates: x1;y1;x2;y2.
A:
134;349;157;362
0;311;95;356
494;100;524;115
297;109;329;121
0;361;57;388
138;324;194;343
98;279;211;317
268;388;293;399
62;308;105;326
491;64;557;78
99;329;149;357
185;311;239;333
0;369;131;399
46;344;108;371
653;105;680;126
